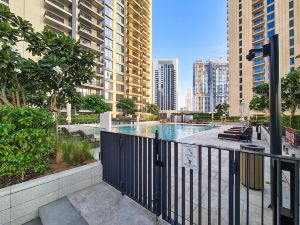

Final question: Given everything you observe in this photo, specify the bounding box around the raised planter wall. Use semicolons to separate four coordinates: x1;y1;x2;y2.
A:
0;161;102;225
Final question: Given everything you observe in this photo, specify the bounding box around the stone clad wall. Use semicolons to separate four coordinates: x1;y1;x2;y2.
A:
0;162;102;225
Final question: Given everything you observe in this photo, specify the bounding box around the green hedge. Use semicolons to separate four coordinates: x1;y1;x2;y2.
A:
0;107;56;179
58;114;100;124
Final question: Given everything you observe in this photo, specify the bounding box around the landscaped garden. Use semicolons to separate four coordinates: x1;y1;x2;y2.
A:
0;4;102;187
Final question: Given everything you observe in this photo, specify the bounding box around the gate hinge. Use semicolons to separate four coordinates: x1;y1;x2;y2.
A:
232;160;239;174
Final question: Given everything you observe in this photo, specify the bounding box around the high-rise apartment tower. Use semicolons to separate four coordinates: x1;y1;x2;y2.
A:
193;60;229;113
1;0;152;116
227;0;300;116
152;59;178;111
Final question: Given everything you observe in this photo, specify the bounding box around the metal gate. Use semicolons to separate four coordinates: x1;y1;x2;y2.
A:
101;131;299;225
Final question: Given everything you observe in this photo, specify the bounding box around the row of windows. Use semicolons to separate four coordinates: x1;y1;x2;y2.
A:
104;71;124;83
267;13;275;21
254;75;265;81
104;59;124;72
254;59;264;65
253;34;264;42
254;66;264;73
267;5;274;13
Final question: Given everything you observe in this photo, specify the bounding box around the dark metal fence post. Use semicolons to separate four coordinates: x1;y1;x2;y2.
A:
154;130;161;217
268;35;282;225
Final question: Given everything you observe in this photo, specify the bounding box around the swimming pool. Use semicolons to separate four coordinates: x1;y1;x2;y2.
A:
112;123;215;140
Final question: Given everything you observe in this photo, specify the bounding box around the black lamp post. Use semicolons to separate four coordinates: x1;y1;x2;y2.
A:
246;34;282;225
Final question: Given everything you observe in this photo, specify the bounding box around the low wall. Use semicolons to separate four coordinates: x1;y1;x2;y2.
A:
0;161;102;225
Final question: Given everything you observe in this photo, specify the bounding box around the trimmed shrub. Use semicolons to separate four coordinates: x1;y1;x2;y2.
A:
0;107;56;180
58;114;100;124
282;115;300;130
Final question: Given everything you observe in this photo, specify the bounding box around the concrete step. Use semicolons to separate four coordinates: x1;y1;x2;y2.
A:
39;197;88;225
23;218;42;225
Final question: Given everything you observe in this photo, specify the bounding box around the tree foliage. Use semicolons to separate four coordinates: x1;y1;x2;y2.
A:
249;83;270;113
249;69;300;128
146;103;160;115
281;68;300;127
215;102;230;115
81;94;111;114
0;3;96;113
117;98;137;116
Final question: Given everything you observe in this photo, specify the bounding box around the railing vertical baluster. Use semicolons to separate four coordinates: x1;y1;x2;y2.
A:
158;139;162;215
132;136;135;196
261;153;264;225
182;167;186;225
246;153;250;225
143;137;147;206
134;136;138;200
174;143;179;224
115;134;124;190
148;138;152;210
167;142;172;221
294;161;299;225
277;159;282;225
208;147;211;225
228;151;234;225
127;135;130;193
128;136;132;196
139;136;143;203
122;135;128;194
218;149;221;225
198;146;202;225
190;169;193;225
162;141;167;220
235;151;240;225
125;135;129;194
153;137;157;213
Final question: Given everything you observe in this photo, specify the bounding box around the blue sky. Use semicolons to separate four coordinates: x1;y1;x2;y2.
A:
152;0;228;108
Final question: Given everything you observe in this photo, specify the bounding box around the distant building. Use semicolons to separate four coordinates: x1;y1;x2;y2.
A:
185;88;193;111
152;59;179;110
193;60;229;113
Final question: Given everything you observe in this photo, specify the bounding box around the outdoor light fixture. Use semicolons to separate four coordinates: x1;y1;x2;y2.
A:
246;44;271;61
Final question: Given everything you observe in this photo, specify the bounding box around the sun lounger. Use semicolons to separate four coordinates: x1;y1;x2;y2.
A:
218;126;252;142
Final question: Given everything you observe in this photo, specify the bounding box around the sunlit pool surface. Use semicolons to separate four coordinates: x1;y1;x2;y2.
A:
112;123;215;140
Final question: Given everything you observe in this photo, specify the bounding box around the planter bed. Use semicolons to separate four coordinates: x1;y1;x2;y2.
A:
0;161;102;225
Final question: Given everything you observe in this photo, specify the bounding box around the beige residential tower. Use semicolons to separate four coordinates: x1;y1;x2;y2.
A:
227;0;300;116
1;0;152;116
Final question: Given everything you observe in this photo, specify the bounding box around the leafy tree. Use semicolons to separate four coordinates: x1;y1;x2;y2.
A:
0;4;96;114
249;83;270;113
117;98;137;116
215;102;230;115
23;29;95;114
81;94;111;113
146;103;160;115
281;68;300;128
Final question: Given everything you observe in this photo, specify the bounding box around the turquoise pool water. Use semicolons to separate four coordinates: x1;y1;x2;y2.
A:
112;124;215;140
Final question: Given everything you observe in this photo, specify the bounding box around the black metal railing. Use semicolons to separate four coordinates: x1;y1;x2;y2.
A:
101;131;300;225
